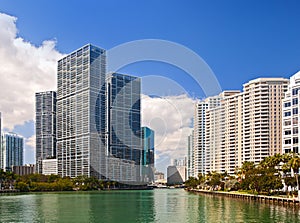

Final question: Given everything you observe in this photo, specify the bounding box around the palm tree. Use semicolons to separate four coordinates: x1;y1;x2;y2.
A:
290;155;300;192
260;153;283;169
283;153;300;199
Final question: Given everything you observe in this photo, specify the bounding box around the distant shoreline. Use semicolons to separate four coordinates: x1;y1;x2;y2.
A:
0;186;154;195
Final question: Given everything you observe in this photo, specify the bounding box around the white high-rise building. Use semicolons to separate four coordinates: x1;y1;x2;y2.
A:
282;71;300;154
222;91;243;174
243;78;288;165
205;104;224;173
206;91;242;175
193;96;221;177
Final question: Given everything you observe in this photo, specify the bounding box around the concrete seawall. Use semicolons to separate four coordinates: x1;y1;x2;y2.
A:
187;188;300;206
0;189;20;194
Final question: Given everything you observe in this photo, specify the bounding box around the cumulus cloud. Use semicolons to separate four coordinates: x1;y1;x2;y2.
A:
141;94;195;166
26;134;36;149
0;13;63;130
24;135;36;163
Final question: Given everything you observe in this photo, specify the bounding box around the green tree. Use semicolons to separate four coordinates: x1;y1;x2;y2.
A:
206;172;223;190
54;178;74;191
15;182;29;192
185;177;198;188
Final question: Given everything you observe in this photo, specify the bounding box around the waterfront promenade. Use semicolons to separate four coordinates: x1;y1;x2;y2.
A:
187;188;300;206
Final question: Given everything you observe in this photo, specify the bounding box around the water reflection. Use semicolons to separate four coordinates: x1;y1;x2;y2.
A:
37;191;155;223
88;191;155;223
191;192;300;223
1;190;300;222
153;189;200;222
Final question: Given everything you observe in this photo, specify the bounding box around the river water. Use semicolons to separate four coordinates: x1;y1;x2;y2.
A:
0;189;299;222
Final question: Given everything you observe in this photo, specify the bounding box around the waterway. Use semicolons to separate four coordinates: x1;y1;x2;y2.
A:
0;189;299;222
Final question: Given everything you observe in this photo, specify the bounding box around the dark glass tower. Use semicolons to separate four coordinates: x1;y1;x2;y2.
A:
35;91;57;173
141;126;155;182
106;73;142;183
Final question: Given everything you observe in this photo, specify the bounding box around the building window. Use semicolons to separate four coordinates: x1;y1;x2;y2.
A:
292;88;299;96
284;120;291;126
293;117;298;125
284;111;291;117
293;98;298;105
293;108;298;114
284;102;291;107
293;138;299;144
285;130;291;135
285;139;291;144
293;127;298;134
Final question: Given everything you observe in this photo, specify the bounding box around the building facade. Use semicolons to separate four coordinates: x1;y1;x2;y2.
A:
282;71;300;154
205;103;224;173
12;164;35;176
42;159;58;175
167;165;186;185
154;171;164;180
56;44;107;179
106;73;142;183
193;96;221;177
242;78;288;165
205;91;243;175
187;131;194;178
222;91;243;174
35;91;57;173
1;132;24;172
141;126;155;183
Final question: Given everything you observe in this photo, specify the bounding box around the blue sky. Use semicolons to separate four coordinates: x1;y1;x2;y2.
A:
1;0;300;173
2;0;300;92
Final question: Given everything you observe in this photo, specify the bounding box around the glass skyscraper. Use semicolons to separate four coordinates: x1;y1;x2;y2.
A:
56;44;106;179
141;126;155;182
106;73;142;182
35;91;57;173
0;132;24;172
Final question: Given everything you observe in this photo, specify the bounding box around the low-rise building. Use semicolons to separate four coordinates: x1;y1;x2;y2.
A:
42;159;58;175
167;165;186;185
12;164;35;176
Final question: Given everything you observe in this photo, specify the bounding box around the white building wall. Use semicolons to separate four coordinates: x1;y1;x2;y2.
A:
282;71;300;154
193;96;221;177
42;159;58;175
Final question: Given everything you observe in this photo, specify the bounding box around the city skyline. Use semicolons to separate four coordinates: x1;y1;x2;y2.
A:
1;1;300;174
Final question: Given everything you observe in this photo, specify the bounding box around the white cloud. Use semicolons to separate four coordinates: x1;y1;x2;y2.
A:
141;94;195;166
0;13;63;130
24;134;35;164
26;134;36;149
